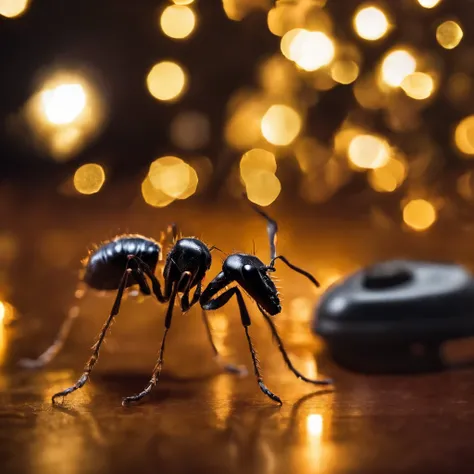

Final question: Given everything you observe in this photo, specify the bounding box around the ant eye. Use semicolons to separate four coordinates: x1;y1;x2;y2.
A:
243;264;252;272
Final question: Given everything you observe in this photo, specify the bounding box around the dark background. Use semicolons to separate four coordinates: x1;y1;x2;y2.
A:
2;1;474;473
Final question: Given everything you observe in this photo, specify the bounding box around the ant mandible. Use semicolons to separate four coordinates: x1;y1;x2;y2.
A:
198;201;333;404
122;199;333;405
19;224;244;405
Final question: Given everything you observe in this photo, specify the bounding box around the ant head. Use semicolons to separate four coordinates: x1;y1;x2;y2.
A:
223;253;281;316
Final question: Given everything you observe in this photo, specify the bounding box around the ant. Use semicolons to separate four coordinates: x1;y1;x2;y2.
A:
198;202;333;404
20;225;244;404
121;200;332;405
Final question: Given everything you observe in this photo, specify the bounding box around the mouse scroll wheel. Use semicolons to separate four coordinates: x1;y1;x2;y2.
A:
362;262;413;290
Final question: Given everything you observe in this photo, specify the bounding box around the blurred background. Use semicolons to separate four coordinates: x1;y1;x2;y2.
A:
2;1;474;472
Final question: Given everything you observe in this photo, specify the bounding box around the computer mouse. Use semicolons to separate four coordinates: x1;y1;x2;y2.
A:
313;260;474;373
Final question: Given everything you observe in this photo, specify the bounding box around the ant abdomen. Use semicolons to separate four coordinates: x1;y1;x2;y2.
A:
83;235;161;291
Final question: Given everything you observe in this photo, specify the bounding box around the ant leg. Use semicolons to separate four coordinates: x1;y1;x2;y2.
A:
127;256;167;302
202;287;281;404
269;255;320;287
257;305;332;385
133;269;151;295
18;304;82;369
122;272;188;406
187;281;246;376
51;268;131;403
201;308;248;377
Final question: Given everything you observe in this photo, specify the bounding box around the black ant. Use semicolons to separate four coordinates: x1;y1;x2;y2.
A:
120;201;332;405
198;202;333;404
19;225;244;404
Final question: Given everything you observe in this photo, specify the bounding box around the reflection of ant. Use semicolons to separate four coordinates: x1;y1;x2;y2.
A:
222;390;333;474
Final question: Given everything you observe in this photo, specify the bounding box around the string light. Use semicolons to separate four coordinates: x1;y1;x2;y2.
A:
436;21;463;50
73;164;106;195
381;49;416;87
353;6;389;41
403;199;437;231
455;116;474;155
0;0;29;18
245;170;281;207
146;61;187;101
401;72;434;100
289;30;335;71
160;5;196;40
348;135;390;169
330;60;359;85
240;149;277;182
417;0;442;8
261;104;301;146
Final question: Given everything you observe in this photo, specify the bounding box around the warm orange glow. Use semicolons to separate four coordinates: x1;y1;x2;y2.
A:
306;414;323;437
160;5;196;39
146;61;187;101
353;5;389;41
261;104;301;146
330;60;359;85
240;148;277;182
368;157;406;192
0;0;29;18
403;199;437;231
245;170;281;207
455;116;474;155
348;135;390;169
381;49;416;87
73;164;106;195
26;70;104;161
401;72;434;100
289;30;335;71
141;176;175;208
417;0;441;7
436;20;463;50
41;84;87;125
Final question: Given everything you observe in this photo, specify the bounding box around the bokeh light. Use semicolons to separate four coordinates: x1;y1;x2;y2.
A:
368;156;406;192
288;30;335;71
348;134;390;169
245;170;281;207
25;70;104;161
0;0;29;18
261;104;301;146
455;116;474;155
160;5;196;40
417;0;441;8
306;414;323;437
330;60;359;85
41;84;87;125
381;49;417;87
0;301;15;325
401;72;434;100
148;156;198;201
146;61;187;101
280;28;304;60
73;164;106;195
141;176;175;208
403;199;437;231
172;0;194;4
353;6;389;41
240;148;277;182
436;21;463;50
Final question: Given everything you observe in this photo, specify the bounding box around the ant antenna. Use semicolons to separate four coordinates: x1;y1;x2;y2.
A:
242;193;277;262
243;194;320;287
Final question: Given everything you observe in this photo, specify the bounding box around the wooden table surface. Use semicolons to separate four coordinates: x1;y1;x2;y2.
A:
2;192;474;474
